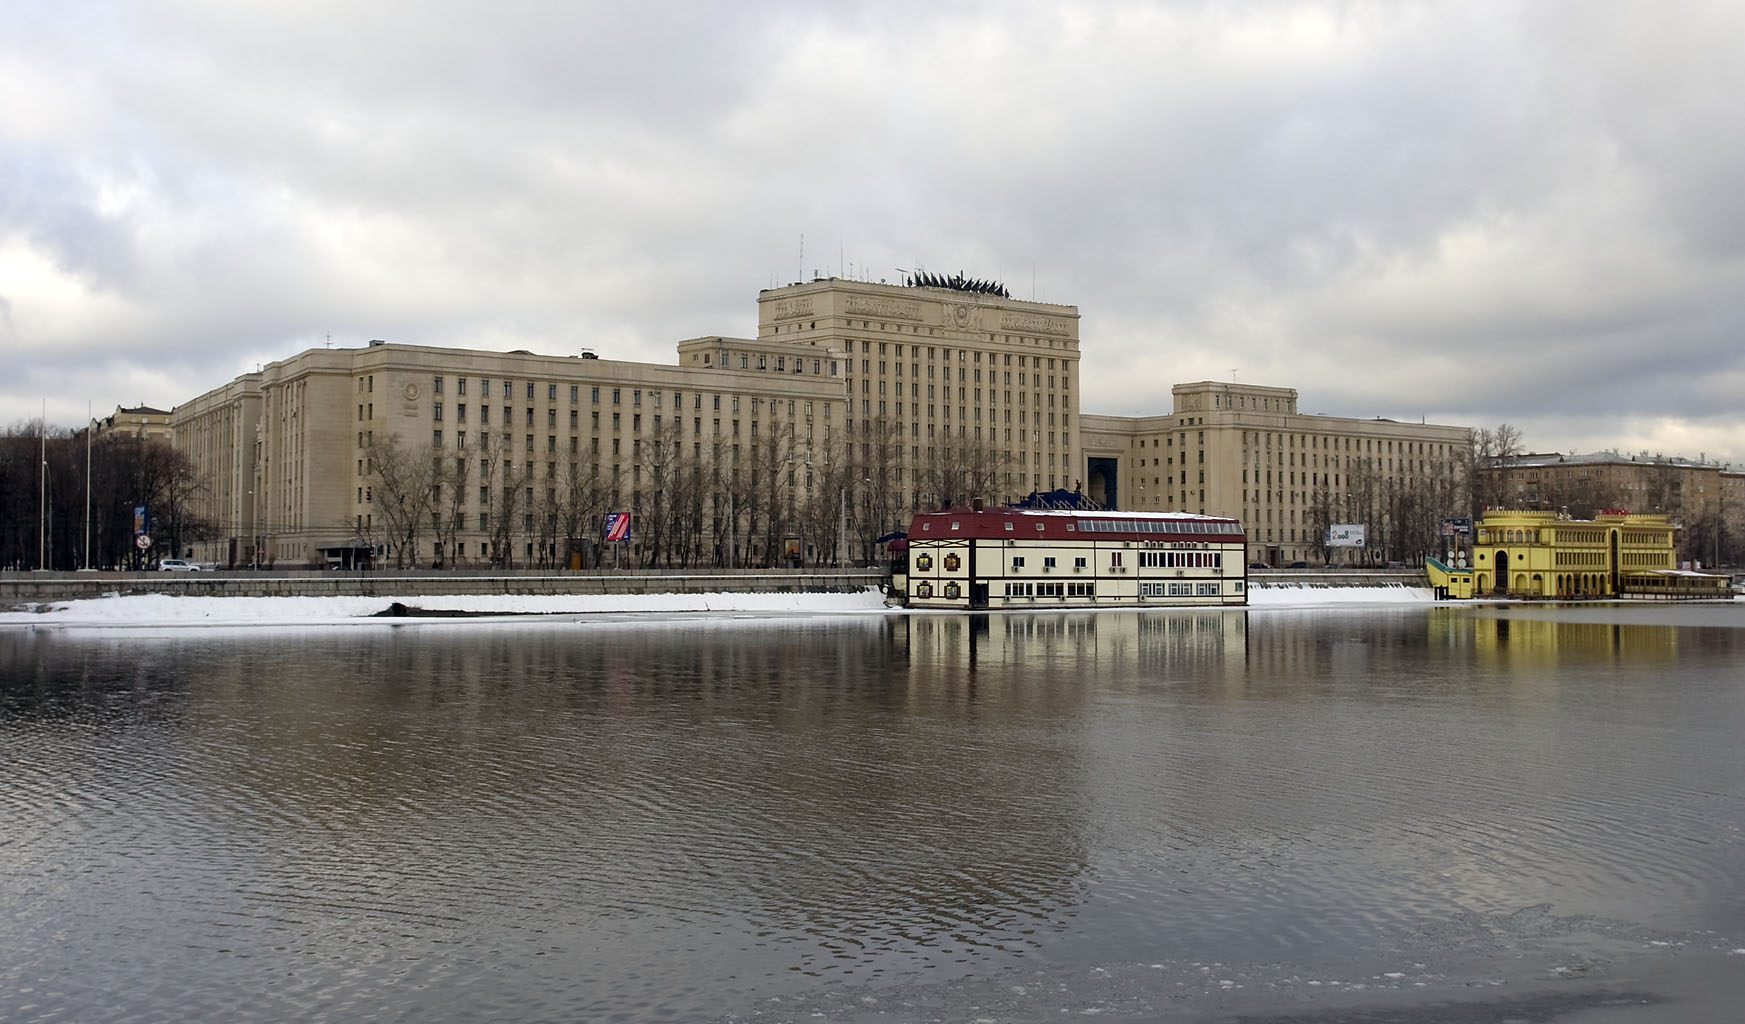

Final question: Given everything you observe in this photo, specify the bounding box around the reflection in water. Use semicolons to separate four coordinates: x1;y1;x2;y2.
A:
4;606;1745;1022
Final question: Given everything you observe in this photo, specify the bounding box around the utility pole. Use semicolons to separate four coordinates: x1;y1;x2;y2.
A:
84;400;92;570
39;399;46;570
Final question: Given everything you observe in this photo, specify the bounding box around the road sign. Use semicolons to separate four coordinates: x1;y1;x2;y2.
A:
135;534;152;550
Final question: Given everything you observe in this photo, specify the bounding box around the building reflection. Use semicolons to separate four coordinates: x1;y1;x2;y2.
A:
897;610;1248;689
1427;608;1681;666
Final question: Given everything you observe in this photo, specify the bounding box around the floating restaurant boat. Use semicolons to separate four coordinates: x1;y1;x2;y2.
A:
1425;508;1732;600
892;502;1247;610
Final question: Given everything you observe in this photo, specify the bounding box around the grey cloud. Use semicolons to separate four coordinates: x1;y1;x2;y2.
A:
4;0;1742;463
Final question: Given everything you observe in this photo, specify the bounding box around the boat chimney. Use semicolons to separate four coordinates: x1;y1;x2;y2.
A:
971;498;984;512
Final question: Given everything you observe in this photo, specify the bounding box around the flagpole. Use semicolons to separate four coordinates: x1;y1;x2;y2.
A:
85;400;93;570
40;399;47;570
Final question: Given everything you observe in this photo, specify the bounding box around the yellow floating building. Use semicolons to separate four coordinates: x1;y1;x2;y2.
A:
1426;509;1728;600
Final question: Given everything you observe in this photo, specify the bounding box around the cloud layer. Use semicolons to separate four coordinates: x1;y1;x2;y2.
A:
5;0;1742;463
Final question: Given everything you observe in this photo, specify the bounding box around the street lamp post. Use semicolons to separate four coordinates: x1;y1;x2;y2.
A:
838;484;847;569
41;458;51;570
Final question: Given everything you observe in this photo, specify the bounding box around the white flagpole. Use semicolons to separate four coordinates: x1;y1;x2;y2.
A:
85;400;93;570
40;398;47;570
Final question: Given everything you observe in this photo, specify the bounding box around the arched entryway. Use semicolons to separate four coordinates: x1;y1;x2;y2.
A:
1492;550;1509;594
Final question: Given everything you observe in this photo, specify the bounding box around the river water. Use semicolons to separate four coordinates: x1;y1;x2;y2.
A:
4;603;1745;1022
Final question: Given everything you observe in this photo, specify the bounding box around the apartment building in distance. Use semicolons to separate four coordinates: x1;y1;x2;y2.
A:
1484;450;1743;565
91;404;176;442
1081;382;1472;567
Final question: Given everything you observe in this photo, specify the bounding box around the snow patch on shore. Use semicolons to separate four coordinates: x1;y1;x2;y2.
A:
2;588;893;628
1248;584;1434;606
3;582;1441;629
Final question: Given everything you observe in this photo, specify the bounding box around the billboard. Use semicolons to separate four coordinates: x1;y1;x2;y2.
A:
1327;524;1366;548
603;512;631;543
1439;517;1473;537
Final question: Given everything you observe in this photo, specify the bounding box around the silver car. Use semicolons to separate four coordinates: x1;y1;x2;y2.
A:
158;558;201;571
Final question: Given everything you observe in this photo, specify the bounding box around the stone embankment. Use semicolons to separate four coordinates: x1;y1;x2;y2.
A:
1;568;889;608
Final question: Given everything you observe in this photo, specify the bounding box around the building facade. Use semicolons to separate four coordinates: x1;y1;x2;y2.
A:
1426;509;1724;599
744;276;1083;510
1484;451;1740;565
171;277;1494;571
175;276;1082;568
176;341;847;568
898;506;1247;610
1081;382;1471;566
92;405;176;442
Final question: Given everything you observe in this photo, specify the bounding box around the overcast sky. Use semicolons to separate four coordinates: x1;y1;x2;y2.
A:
5;1;1742;464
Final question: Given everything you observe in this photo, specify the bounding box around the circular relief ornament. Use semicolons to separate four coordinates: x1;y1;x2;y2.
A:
950;303;973;328
403;382;420;400
943;553;961;572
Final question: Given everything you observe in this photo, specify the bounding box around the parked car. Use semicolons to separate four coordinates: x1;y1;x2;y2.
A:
158;558;200;571
1286;561;1309;569
1248;561;1269;569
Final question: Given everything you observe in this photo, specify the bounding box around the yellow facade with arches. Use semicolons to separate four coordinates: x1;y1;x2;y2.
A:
1467;509;1676;598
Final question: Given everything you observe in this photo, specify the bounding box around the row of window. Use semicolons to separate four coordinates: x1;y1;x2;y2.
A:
1140;582;1225;596
1138;551;1223;568
1003;582;1096;598
842;339;1067;368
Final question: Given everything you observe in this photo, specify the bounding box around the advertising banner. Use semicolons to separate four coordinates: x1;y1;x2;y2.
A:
603;512;630;543
1327;524;1366;548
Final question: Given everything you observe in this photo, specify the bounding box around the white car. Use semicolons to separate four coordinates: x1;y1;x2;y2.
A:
158;558;201;571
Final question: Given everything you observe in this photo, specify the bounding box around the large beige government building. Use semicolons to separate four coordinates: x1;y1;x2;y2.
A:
1083;383;1471;566
172;276;1469;568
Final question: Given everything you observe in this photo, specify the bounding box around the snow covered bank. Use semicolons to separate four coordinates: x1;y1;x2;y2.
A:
1;582;1451;629
0;588;894;629
1247;584;1434;607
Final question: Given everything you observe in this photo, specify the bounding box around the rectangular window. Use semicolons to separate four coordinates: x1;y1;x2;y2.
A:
434;376;444;394
433;402;443;421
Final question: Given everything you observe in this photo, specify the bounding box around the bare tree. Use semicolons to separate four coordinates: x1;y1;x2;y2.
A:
431;448;471;568
365;435;438;568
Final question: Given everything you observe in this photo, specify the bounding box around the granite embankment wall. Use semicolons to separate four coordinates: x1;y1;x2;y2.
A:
3;568;1428;608
1;569;889;607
